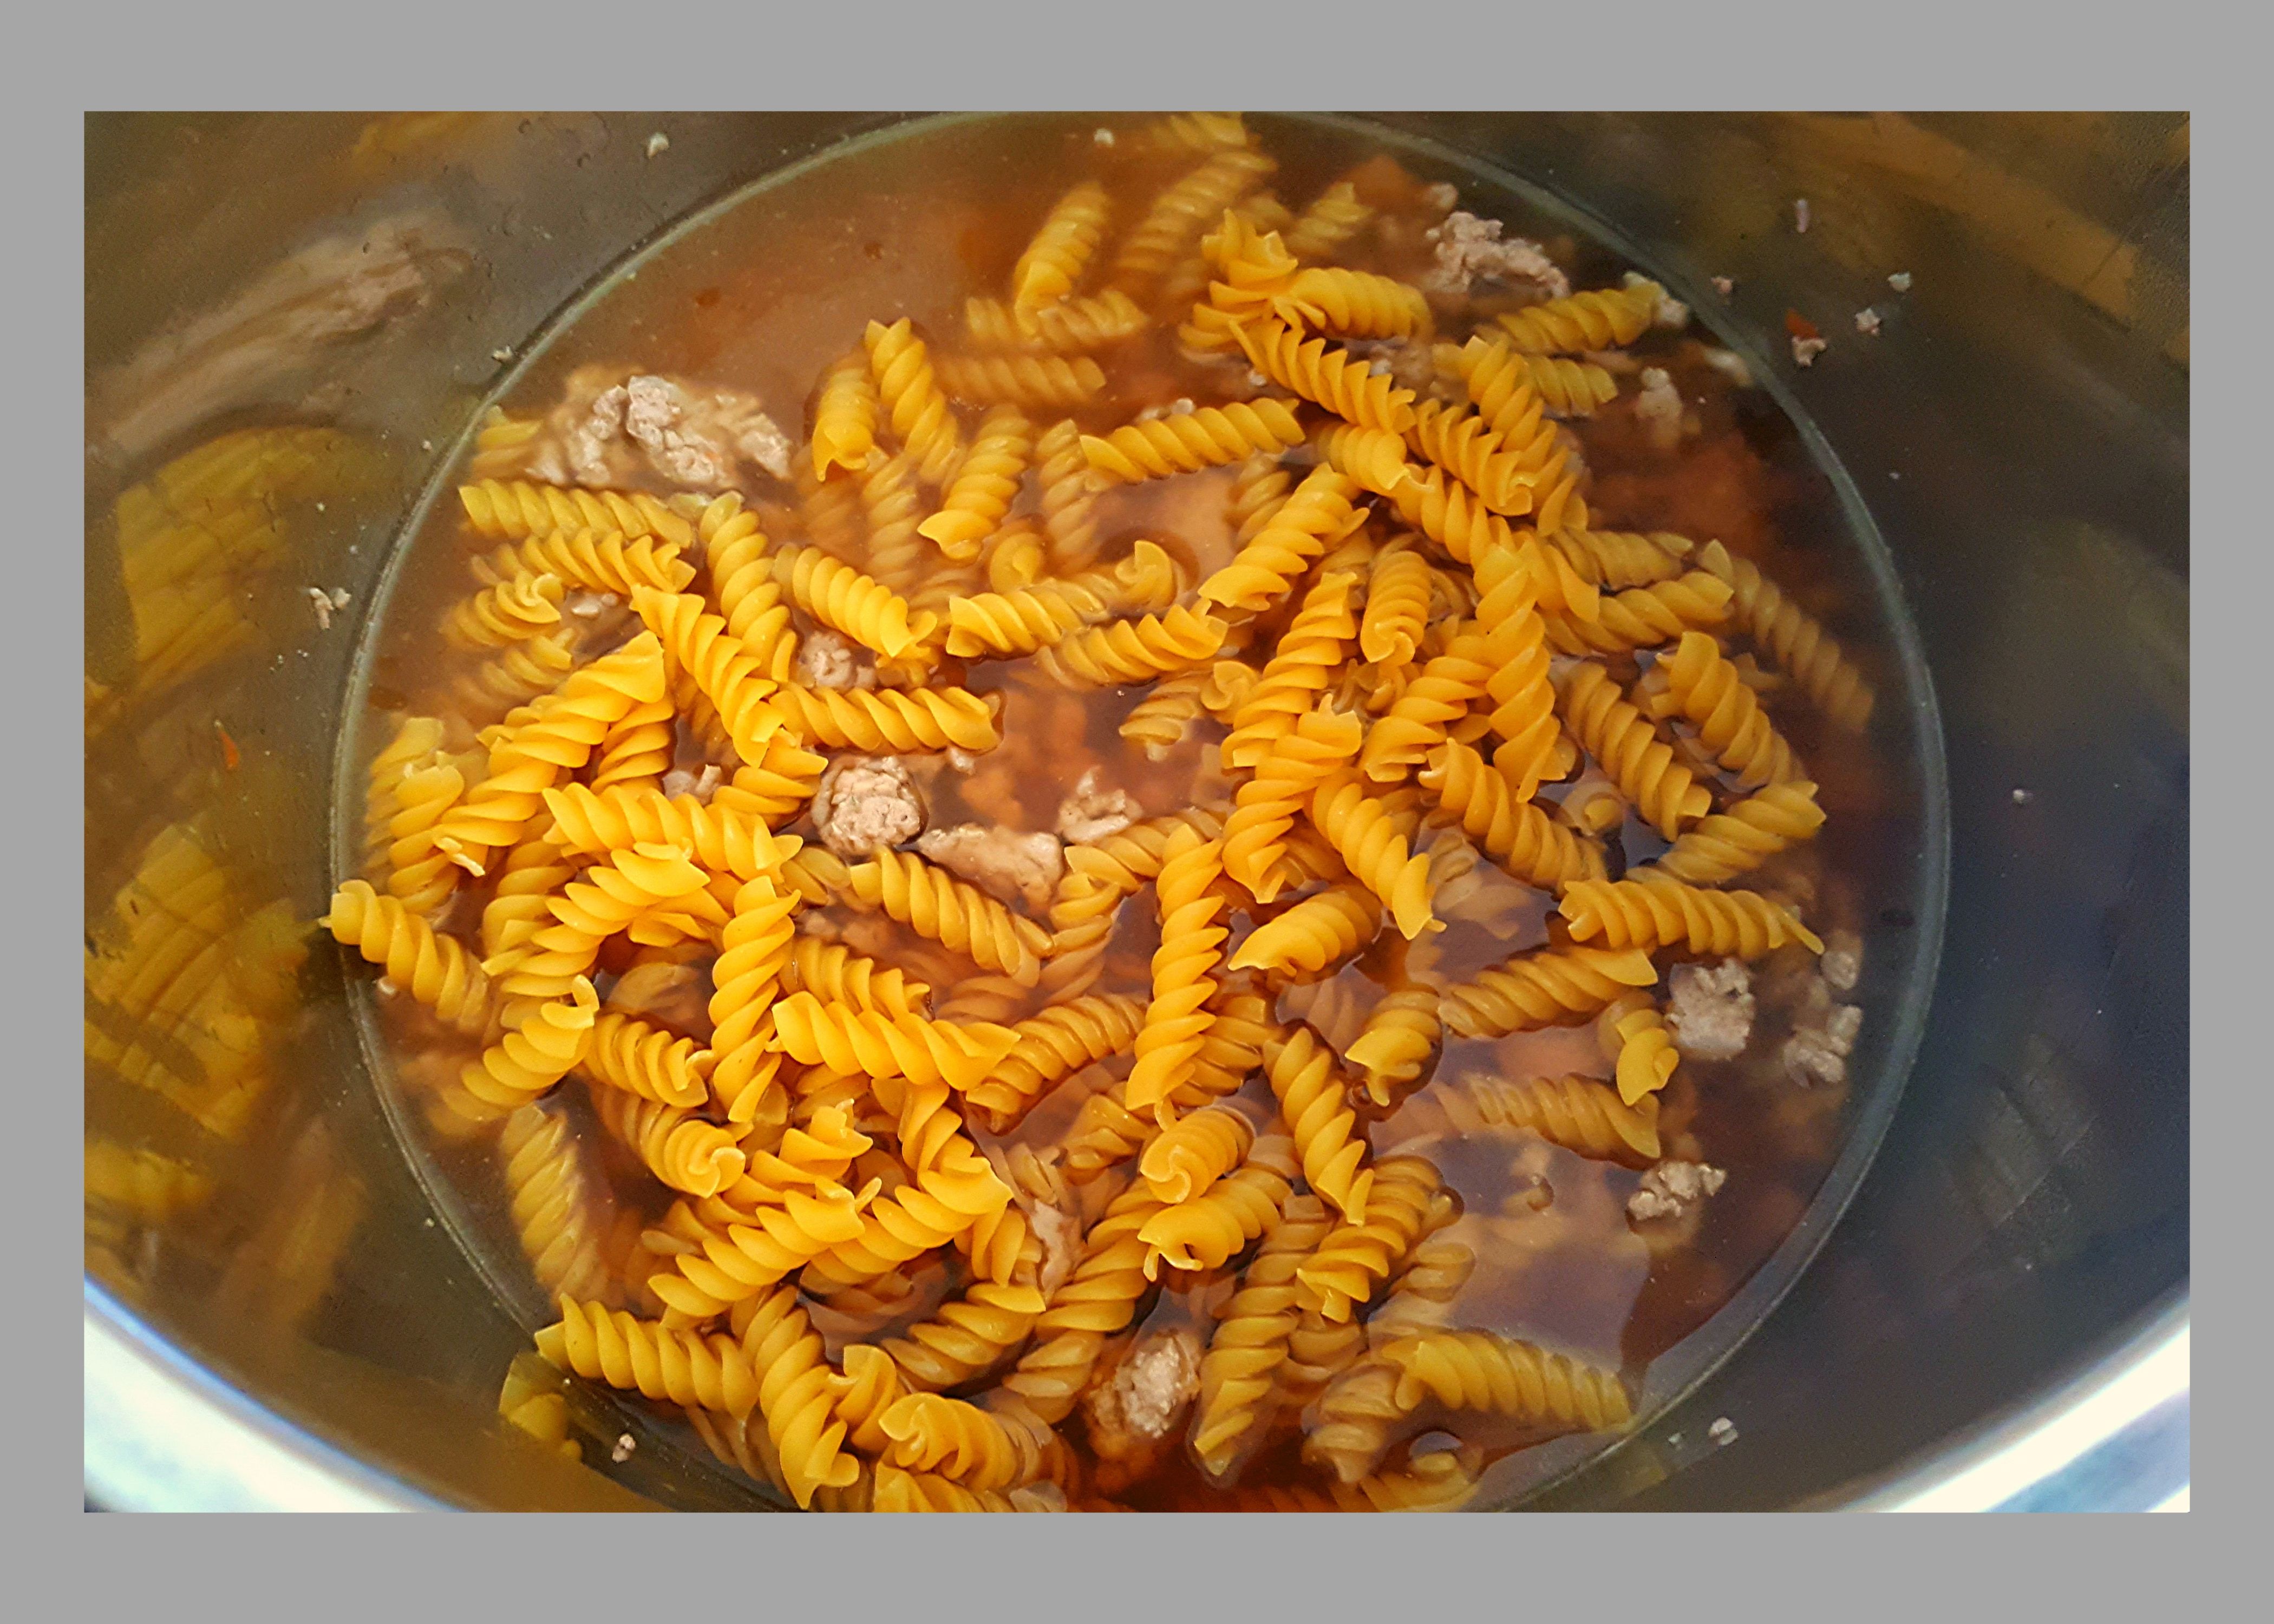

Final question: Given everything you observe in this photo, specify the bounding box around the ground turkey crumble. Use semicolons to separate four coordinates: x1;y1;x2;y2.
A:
1634;366;1687;454
1086;1328;1203;1446
796;626;872;691
1056;767;1141;846
811;755;925;857
659;763;722;803
1782;978;1864;1088
1665;959;1755;1060
1628;1160;1727;1224
1419;212;1570;303
914;823;1064;911
533;368;792;490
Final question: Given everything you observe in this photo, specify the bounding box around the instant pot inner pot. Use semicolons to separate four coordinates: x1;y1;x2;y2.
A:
83;111;2187;1512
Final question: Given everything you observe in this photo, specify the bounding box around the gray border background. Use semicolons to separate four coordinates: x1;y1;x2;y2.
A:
56;0;2232;1601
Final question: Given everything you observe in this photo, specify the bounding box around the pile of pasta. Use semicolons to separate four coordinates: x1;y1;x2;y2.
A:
331;113;1876;1513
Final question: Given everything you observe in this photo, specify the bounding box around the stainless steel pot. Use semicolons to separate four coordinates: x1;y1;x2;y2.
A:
83;111;2187;1511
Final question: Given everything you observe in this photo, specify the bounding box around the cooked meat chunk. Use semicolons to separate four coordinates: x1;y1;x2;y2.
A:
1628;1160;1727;1224
1419;212;1570;303
914;822;1064;910
1057;766;1142;847
1635;366;1686;453
1086;1328;1203;1445
796;626;871;691
1782;997;1864;1088
1819;929;1863;994
812;755;925;857
1666;959;1754;1061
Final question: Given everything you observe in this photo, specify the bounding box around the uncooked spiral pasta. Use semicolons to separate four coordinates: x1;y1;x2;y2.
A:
1306;771;1436;940
864;318;964;487
1226;882;1380;980
1187;1193;1336;1480
1294;1154;1448;1325
1115;669;1210;760
1560;870;1824;958
1382;1330;1632;1431
1139;1102;1257;1206
962;993;1146;1133
1400;1071;1661;1165
1282;179;1374;263
433;633;669;872
1138;1134;1299;1275
1227;451;1295;546
589;1082;746;1198
731;1286;866;1508
965;289;1149;354
541;784;795;882
1357;628;1495;785
780;938;929;1020
1124;826;1230;1121
1554;660;1711;841
1359;542;1433;667
1543;571;1734;658
769;545;934;661
382;759;467;918
1492;280;1663;353
1081;400;1304;485
1030;416;1101;573
589;688;675;794
810;350;879;478
494;841;718;1001
1033;603;1227;688
440;571;565;650
1417;739;1604;890
1221;706;1364;900
1403;401;1534;516
1234;319;1416;435
1653;780;1827;885
578;1010;712;1110
537;1296;763;1418
1540;526;1691;590
1645;629;1801;788
773;683;1000;754
450;979;599;1122
1010;180;1110;316
768;992;1022;1092
323;880;491;1034
918;404;1032;562
1277;266;1432;341
847;848;1050;987
1696;540;1876;730
1109;146;1277;297
879;1277;1049;1392
458;479;691;549
932;352;1106;410
1343;982;1442;1108
498;1104;616;1306
1218;571;1362;769
1262;1027;1372;1221
1595;991;1681;1105
876;1391;1055;1492
1438;944;1659;1040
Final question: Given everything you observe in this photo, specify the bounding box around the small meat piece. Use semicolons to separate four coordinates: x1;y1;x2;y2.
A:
1634;366;1686;454
1343;337;1435;394
1665;959;1755;1061
722;402;795;482
1710;276;1735;298
1887;271;1913;292
1057;766;1141;846
1854;307;1883;336
914;822;1064;911
1086;1328;1203;1445
1793;198;1811;234
623;374;740;490
561;379;630;486
1819;929;1863;994
796;627;870;691
1025;1200;1083;1300
1792;335;1828;368
1419;181;1459;213
812;755;925;857
1623;271;1690;331
564;590;619;620
1783;999;1864;1088
1419;212;1570;303
1628;1159;1727;1224
659;763;722;803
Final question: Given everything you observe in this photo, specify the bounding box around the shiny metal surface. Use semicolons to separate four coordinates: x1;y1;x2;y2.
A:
83;112;2187;1512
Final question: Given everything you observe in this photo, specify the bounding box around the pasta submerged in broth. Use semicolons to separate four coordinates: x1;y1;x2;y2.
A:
336;113;1888;1512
